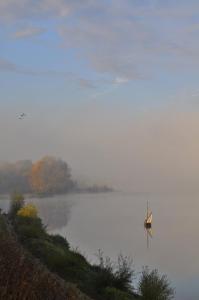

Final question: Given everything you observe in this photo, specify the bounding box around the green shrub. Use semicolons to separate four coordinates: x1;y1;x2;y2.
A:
69;249;89;268
103;287;134;300
138;267;174;300
91;251;134;296
50;234;69;250
9;192;24;218
59;249;90;282
91;264;116;292
15;215;47;241
114;254;134;292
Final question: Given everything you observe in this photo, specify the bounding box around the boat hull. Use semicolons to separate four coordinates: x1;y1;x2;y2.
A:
144;222;152;229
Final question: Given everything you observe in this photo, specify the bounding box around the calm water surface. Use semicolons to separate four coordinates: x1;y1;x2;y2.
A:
0;192;198;300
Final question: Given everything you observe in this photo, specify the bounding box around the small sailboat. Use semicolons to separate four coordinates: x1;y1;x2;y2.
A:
144;201;152;229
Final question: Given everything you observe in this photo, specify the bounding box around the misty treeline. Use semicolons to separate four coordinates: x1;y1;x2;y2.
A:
0;156;75;195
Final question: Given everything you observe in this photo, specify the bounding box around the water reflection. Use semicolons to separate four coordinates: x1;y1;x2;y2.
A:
145;228;153;249
0;194;74;231
28;195;74;231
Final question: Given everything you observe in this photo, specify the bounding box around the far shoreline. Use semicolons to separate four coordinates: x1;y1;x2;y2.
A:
0;187;114;200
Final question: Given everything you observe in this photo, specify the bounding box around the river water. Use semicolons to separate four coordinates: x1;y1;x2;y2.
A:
0;192;198;299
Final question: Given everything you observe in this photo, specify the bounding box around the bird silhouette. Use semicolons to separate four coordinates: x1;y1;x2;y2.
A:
18;113;26;120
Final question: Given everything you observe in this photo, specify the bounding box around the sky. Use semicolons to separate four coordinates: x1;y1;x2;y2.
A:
1;0;199;192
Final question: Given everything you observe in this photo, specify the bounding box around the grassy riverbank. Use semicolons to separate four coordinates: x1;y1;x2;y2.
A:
0;213;93;300
0;195;174;300
0;210;138;300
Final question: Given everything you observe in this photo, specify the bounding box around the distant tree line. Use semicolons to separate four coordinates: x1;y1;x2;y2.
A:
0;156;74;195
76;184;113;193
0;156;113;196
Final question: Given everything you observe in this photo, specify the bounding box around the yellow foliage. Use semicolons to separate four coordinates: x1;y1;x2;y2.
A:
29;160;46;193
17;204;38;218
29;156;72;194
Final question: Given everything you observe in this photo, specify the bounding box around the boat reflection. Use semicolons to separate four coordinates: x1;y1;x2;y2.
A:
144;202;153;248
145;227;153;249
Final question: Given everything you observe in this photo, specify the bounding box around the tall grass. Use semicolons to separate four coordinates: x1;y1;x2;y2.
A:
0;214;92;300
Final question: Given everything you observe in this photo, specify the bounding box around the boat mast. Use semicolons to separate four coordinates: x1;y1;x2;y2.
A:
147;201;149;218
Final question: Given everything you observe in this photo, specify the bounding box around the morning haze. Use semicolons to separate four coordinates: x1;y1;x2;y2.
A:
1;1;199;299
1;102;199;193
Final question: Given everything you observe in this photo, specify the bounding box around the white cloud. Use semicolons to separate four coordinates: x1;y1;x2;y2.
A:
113;77;129;84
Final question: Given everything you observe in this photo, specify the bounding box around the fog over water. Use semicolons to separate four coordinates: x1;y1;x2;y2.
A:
1;103;199;194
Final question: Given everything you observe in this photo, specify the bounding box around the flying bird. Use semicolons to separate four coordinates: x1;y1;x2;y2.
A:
18;113;26;120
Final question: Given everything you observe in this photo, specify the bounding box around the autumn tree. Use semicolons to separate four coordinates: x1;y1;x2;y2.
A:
29;156;73;195
17;204;38;218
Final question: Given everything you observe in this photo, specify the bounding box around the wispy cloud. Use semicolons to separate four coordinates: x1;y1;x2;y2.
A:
14;26;46;38
0;58;65;76
0;57;96;89
2;1;199;81
0;58;18;72
58;1;199;80
59;16;148;80
0;0;95;22
77;78;96;89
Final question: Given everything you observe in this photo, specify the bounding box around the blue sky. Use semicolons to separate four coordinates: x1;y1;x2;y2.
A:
1;0;199;106
1;0;199;191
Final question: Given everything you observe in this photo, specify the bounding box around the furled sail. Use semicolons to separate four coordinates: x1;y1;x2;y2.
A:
146;212;152;224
